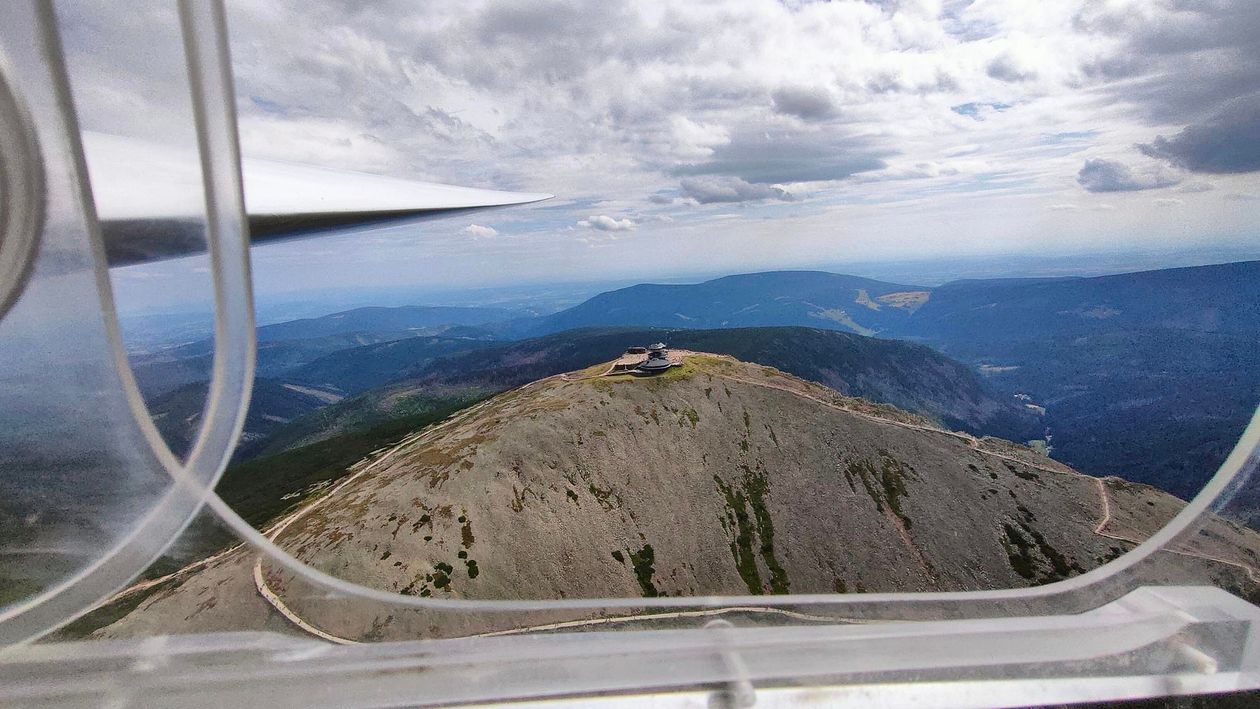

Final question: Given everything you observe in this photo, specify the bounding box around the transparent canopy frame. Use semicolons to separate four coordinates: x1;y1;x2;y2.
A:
1;0;1259;705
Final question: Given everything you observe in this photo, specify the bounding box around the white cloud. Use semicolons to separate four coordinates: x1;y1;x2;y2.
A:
578;215;637;232
462;224;498;238
669;116;730;160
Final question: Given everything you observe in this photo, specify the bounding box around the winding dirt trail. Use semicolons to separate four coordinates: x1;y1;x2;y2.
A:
1090;477;1259;583
1093;478;1114;535
106;543;246;601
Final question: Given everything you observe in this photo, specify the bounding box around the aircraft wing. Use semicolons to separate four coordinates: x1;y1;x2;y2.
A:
82;132;552;266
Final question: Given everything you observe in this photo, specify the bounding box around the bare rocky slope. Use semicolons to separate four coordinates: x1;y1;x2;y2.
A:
93;353;1260;642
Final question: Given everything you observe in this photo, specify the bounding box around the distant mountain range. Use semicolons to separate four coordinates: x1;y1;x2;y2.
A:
525;261;1260;342
519;271;928;337
252;305;514;343
898;261;1260;342
128;306;506;399
131;260;1260;505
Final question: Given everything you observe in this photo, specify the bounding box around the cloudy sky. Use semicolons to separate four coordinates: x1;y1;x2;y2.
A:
59;0;1260;307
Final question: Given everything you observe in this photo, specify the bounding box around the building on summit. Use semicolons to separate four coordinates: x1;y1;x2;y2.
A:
634;343;677;374
610;343;681;375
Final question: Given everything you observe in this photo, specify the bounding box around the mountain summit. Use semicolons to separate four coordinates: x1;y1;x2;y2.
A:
93;353;1260;642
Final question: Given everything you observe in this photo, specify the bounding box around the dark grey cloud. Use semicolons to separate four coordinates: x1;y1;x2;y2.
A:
671;130;889;184
1099;60;1260;126
679;176;797;204
1137;93;1260;174
1075;0;1260;124
770;85;835;120
986;54;1036;83
1125;0;1260;57
1076;158;1180;193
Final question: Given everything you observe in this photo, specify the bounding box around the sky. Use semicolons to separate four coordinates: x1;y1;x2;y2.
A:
55;0;1260;312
